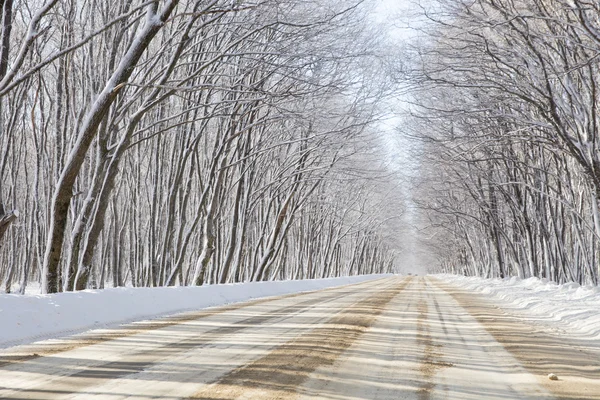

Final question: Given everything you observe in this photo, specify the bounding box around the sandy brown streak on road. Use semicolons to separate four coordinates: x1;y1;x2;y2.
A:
432;277;600;400
189;277;410;399
416;287;453;400
416;299;435;400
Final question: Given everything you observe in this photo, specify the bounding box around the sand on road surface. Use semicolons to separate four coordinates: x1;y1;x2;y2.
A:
0;276;598;399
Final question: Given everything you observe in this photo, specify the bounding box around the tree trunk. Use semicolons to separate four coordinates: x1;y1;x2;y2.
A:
42;2;179;293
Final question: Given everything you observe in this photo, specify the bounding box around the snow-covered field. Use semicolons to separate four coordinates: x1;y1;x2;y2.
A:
440;274;600;340
0;274;389;349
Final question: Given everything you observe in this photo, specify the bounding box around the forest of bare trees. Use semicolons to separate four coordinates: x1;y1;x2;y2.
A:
407;0;600;284
0;0;401;294
7;0;597;292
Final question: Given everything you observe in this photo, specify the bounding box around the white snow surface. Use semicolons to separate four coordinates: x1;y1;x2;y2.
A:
0;274;389;349
439;274;600;340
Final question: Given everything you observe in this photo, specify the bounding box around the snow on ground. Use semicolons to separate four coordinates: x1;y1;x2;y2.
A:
439;274;600;340
0;274;389;349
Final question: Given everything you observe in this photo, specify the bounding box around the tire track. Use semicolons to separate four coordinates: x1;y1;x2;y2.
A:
189;277;411;400
416;280;452;400
67;290;358;381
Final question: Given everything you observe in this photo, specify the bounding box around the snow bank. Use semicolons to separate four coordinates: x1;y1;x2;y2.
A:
439;274;600;340
0;275;389;349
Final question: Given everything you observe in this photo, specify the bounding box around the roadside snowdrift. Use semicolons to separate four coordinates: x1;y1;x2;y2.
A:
0;275;388;349
440;274;600;340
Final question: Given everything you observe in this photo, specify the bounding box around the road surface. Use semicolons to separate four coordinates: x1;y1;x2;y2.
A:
0;276;599;399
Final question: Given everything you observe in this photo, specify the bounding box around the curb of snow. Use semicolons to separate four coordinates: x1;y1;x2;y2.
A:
437;274;600;340
0;274;390;349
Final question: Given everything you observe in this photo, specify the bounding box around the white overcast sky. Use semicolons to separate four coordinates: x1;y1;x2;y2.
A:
370;0;441;274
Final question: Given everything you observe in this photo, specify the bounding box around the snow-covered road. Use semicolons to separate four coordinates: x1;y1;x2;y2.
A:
0;276;598;399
